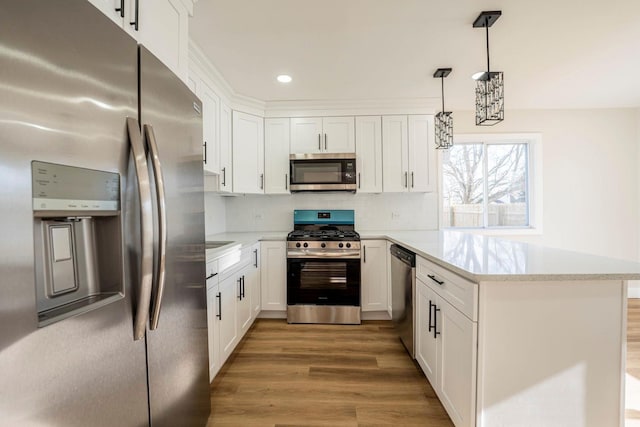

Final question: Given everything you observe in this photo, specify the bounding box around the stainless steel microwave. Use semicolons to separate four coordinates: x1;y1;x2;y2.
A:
289;153;357;192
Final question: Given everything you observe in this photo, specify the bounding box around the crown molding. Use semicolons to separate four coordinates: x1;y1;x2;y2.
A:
263;98;439;118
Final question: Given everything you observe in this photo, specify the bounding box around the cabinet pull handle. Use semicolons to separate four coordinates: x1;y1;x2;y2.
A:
241;276;245;299
324;133;327;150
254;249;258;268
428;300;434;333
358;172;361;189
206;272;218;280
221;167;226;186
427;274;444;285
237;277;242;300
129;0;139;30
203;141;207;164
411;172;414;188
115;0;124;17
404;172;408;188
260;173;264;190
318;134;321;150
363;246;367;263
434;306;441;338
216;292;221;320
285;173;288;190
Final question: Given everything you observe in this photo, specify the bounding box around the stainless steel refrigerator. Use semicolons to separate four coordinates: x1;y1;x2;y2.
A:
0;1;210;426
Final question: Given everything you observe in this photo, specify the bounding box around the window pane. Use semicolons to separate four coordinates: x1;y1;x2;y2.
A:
442;144;485;227
486;144;528;227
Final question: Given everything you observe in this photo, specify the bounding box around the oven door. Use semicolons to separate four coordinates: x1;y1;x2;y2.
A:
287;257;360;306
289;155;357;191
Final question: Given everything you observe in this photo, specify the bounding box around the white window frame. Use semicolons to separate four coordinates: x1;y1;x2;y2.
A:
438;133;543;236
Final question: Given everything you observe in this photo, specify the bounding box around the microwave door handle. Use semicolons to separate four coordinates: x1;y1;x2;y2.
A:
127;117;153;341
144;124;167;331
318;134;321;150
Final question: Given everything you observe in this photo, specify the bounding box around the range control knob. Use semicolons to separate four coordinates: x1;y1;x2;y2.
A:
321;243;326;248
296;242;301;248
346;243;351;248
303;242;308;248
338;243;344;248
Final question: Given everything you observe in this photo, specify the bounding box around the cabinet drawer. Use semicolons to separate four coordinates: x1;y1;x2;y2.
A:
416;256;478;321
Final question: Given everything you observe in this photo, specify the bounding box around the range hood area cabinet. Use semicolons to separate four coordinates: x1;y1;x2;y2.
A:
290;116;355;154
89;0;190;80
232;111;264;194
382;115;436;193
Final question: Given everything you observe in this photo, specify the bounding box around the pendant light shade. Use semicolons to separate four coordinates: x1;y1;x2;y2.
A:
433;68;453;149
473;11;504;126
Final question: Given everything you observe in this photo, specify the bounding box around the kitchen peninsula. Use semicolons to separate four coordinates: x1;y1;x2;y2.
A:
206;230;640;427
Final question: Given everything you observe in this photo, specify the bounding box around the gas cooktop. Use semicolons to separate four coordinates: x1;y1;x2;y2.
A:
287;229;360;241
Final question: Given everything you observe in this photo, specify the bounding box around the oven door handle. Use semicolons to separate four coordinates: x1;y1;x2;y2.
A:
287;249;361;259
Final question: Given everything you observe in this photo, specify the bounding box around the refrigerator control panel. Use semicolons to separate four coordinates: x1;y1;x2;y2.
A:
31;161;120;213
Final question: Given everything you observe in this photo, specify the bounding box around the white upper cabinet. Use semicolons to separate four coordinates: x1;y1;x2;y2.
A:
219;103;233;192
232;111;264;194
382;115;435;193
355;116;383;193
408;115;436;192
88;0;190;81
200;81;220;174
290;117;355;154
135;0;189;81
264;118;291;194
382;115;409;192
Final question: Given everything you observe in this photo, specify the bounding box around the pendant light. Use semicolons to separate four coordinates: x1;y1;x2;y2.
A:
473;11;503;126
433;68;453;149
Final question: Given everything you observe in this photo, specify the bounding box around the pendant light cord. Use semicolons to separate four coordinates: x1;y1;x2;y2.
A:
485;18;491;74
441;76;445;113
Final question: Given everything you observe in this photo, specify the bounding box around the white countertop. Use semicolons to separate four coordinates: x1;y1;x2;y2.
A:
205;230;640;282
363;230;640;282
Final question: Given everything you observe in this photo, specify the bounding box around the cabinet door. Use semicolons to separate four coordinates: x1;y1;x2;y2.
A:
260;241;287;311
200;81;220;174
219;102;233;192
87;0;125;26
219;274;238;363
237;272;252;336
264;118;290;194
361;240;388;312
408;115;436;192
249;244;261;320
136;0;189;80
290;117;323;154
206;282;221;381
322;117;355;153
382;115;409;192
355;116;382;193
416;279;438;386
233;111;264;194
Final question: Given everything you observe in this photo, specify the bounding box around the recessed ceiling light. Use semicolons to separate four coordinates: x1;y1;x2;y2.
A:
471;71;486;80
277;74;292;83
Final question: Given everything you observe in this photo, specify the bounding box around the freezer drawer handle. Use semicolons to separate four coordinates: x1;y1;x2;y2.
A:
127;117;153;341
145;124;167;331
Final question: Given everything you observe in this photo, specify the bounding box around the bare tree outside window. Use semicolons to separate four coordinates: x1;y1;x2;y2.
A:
442;143;529;228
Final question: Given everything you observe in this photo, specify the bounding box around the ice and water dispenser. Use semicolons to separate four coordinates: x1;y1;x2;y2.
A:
32;161;124;326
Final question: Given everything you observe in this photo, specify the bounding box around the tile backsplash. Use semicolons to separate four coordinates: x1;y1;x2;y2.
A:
221;192;439;232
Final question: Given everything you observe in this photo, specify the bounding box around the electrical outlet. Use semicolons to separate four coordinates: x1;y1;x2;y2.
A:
254;213;263;221
391;212;400;220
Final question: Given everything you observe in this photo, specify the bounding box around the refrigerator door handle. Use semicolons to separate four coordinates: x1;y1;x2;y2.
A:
144;124;167;331
127;117;153;341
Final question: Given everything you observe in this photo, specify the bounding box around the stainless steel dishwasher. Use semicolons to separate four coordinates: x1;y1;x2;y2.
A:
390;244;416;358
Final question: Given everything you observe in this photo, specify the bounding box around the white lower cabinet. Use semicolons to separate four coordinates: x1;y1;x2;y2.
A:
207;244;262;381
260;241;287;311
416;263;477;427
361;239;388;312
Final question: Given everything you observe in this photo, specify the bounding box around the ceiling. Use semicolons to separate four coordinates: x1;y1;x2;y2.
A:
190;0;640;110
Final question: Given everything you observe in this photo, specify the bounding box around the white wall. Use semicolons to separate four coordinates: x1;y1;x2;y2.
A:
224;192;439;232
453;108;640;265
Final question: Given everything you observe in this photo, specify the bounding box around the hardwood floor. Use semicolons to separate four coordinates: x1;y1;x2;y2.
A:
208;299;640;426
207;320;452;426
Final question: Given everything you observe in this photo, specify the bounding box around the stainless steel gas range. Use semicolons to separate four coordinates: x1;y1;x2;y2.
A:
286;210;361;324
